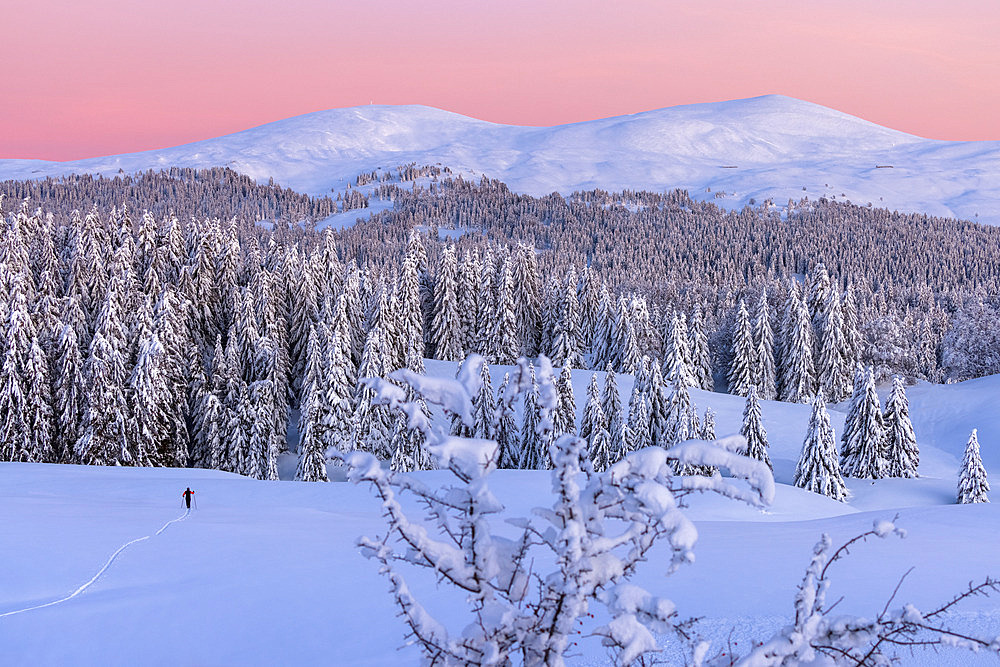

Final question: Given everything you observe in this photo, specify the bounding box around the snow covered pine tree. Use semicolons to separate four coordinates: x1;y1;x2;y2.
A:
958;429;989;504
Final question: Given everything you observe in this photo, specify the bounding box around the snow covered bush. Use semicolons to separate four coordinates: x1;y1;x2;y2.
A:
340;354;774;666
724;517;1000;666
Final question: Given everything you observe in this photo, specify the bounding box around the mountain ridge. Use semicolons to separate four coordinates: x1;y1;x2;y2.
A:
2;95;997;223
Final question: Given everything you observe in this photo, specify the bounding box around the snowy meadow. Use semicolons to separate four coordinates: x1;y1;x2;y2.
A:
2;358;999;665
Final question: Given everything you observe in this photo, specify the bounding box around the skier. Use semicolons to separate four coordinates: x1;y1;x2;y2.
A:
182;487;195;509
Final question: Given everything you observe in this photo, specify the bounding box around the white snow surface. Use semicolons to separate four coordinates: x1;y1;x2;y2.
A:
3;364;1000;665
2;95;999;223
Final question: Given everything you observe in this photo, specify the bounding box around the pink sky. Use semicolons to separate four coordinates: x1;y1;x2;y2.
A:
2;0;997;160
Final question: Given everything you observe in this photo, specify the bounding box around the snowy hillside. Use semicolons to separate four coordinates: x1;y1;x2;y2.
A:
2;95;999;224
2;364;999;665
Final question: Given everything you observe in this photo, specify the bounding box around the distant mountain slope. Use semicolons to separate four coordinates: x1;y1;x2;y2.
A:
2;95;998;224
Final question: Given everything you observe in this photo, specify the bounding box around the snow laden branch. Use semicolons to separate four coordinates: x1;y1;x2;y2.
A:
341;354;776;666
722;517;1000;666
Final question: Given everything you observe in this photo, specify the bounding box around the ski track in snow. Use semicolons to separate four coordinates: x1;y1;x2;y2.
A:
0;508;190;619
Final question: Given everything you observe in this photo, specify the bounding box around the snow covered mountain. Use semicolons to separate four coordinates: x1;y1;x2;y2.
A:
2;95;998;224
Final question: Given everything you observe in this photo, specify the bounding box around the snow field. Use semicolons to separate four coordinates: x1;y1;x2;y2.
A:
2;363;999;665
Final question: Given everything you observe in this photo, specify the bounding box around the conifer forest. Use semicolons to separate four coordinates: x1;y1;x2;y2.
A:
1;167;997;474
3;162;1000;665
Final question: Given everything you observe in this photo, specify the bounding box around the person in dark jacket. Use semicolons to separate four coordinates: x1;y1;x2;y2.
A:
182;487;195;509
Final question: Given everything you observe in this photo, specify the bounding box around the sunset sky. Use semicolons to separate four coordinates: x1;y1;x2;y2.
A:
2;0;997;160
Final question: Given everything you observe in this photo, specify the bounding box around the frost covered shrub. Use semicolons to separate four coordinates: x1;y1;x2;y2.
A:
718;518;1000;666
341;354;774;666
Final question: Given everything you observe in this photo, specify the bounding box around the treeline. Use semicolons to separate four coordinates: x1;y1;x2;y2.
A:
341;176;1000;383
0;168;338;225
2;164;1000;475
0;191;927;493
7;167;1000;383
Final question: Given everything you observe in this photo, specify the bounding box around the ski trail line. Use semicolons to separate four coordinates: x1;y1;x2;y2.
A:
0;508;190;619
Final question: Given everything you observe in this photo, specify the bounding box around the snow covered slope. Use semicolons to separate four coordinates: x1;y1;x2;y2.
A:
2;366;999;665
2;95;998;224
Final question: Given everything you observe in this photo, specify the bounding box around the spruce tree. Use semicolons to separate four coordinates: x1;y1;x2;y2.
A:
218;344;244;473
555;365;576;436
248;379;278;480
689;305;713;391
14;322;54;463
341;266;366;369
741;386;772;471
389;390;430;473
600;366;628;463
591;285;614;370
581;374;611;472
229;381;253;476
511;243;542;357
353;326;394;459
519;369;544;470
817;289;850;402
198;390;225;471
728;299;754;396
646;360;669;449
0;346;27;462
600;365;622;431
777;279;800;378
840;367;887;479
752;290;776;400
296;362;330;482
472;359;496;440
323;307;358;455
807;263;832;348
663;314;695;389
957;429;989;504
540;276;559;358
610;297;629;372
551;275;582;369
77;277;134;466
53;323;84;462
627;394;652;454
431;245;464;361
840;364;865;460
474;248;495;356
297;324;325;453
578;267;601;355
580;374;607;444
663;376;700;474
794;391;848;501
619;315;642;377
489;258;519;365
458;250;481;354
842;284;862;373
152;287;194;466
129;332;172;467
289;261;319;404
399;252;425;371
77;330;133;466
779;290;816;403
494;374;519;469
883;376;919;478
0;279;34;462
